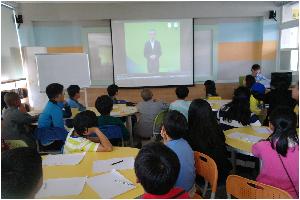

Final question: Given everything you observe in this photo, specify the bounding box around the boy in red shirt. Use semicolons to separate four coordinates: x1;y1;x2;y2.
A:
134;142;189;199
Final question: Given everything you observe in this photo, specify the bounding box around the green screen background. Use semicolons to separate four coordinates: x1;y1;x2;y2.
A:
124;21;180;73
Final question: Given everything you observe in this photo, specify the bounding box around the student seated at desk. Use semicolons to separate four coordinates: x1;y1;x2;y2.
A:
2;92;38;148
63;110;112;153
251;64;270;87
95;95;129;140
264;80;295;125
250;83;266;115
186;99;232;184
244;74;256;90
134;88;168;146
218;86;261;131
161;110;196;197
36;83;71;149
107;84;126;104
252;106;299;198
2;147;43;198
169;86;191;120
66;85;86;111
135;142;189;199
204;80;219;99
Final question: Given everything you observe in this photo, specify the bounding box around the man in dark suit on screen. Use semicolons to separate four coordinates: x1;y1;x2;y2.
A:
144;29;162;73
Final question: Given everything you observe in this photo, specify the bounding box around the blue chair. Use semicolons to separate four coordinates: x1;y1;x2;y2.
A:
91;125;124;146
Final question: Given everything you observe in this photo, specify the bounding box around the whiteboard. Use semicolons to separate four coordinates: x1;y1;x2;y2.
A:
36;53;91;91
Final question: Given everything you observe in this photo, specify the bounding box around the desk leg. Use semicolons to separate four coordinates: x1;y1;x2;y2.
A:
231;150;236;174
126;115;133;147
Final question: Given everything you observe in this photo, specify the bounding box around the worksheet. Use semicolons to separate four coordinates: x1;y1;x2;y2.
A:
93;157;135;173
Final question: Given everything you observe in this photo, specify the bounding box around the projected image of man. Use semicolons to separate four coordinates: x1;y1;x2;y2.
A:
144;29;162;73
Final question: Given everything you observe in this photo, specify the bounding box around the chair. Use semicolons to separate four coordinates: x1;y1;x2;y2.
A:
5;140;28;149
226;175;293;199
207;96;222;100
152;110;168;135
99;125;124;146
239;76;245;86
194;151;218;198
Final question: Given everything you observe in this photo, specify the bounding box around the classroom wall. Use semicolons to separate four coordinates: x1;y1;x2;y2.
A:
15;2;279;109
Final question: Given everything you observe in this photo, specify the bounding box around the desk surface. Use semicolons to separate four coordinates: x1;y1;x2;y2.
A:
224;126;271;155
207;99;231;111
42;147;143;199
28;104;138;118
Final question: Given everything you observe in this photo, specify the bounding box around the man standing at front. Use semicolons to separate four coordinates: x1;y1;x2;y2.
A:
144;29;162;73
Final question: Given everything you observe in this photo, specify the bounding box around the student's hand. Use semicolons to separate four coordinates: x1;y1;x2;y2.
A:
18;104;27;113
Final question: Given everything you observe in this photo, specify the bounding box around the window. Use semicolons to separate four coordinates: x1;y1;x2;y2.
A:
278;2;299;72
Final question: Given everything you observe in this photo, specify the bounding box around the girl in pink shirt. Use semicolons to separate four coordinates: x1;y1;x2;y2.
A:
252;106;299;198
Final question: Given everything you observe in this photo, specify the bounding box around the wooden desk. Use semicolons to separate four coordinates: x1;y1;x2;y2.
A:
224;126;271;173
206;99;231;111
42;147;143;199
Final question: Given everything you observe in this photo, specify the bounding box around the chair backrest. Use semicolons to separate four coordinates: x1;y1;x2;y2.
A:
207;96;222;100
153;110;168;134
5;140;28;149
99;125;123;140
226;175;293;199
194;151;218;193
239;76;246;86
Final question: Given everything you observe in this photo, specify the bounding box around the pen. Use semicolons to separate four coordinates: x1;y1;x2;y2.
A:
114;179;134;186
111;160;123;165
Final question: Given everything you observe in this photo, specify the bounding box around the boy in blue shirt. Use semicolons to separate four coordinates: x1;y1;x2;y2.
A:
160;110;196;197
36;83;71;149
251;64;270;88
107;84;127;104
66;85;86;112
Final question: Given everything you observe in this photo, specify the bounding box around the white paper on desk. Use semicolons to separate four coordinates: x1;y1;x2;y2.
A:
227;132;263;144
35;176;87;198
93;157;134;173
87;170;136;199
251;127;271;134
42;152;86;166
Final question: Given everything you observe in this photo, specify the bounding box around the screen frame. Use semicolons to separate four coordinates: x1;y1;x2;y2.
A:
110;18;195;89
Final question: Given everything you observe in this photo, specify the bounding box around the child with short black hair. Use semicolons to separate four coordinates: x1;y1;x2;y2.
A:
63;110;112;153
135;142;189;199
244;75;256;90
66;85;86;111
251;64;270;87
160;110;196;196
252;106;299;198
204;80;218;98
95;95;129;140
1;147;43;198
218;86;261;131
2;92;38;148
36;83;71;148
107;84;126;104
169;86;191;120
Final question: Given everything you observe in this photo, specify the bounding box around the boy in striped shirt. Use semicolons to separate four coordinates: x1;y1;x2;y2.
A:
63;110;112;154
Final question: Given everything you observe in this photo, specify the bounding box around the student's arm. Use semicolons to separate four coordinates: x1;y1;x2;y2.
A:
51;108;65;128
78;102;86;111
252;141;263;158
88;127;112;152
15;112;38;125
250;96;261;115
